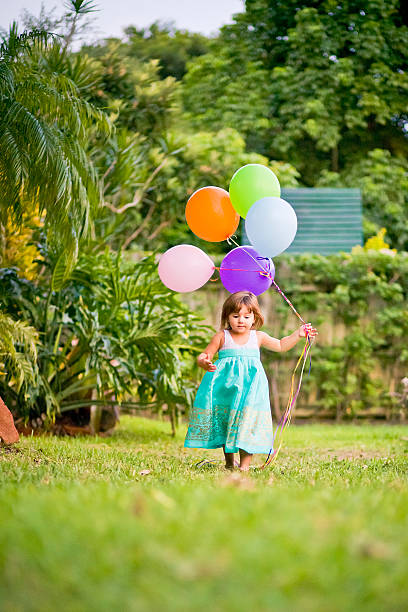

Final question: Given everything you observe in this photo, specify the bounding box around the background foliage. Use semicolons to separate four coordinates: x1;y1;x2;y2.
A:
263;250;408;420
184;249;408;422
1;0;408;425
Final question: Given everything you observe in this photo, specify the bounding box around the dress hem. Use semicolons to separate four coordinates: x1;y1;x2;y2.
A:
184;440;273;455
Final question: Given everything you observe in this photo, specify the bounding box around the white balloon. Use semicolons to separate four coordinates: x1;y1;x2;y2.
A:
245;197;297;257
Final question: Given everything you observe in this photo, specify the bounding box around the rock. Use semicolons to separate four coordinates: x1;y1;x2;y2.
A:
0;396;19;444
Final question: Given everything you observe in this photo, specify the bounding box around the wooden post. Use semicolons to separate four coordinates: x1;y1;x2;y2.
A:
169;404;176;437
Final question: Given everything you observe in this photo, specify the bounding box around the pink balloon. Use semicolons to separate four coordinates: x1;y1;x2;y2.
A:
158;245;214;293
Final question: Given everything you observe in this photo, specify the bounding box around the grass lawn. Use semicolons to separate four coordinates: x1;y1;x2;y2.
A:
1;416;408;611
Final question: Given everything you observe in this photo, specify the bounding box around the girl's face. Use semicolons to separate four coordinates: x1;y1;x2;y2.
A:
228;305;255;334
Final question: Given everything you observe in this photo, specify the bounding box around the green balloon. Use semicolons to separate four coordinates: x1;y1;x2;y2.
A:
229;164;281;218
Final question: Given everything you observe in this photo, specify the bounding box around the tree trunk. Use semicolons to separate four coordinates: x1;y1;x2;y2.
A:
331;145;339;173
89;389;102;434
169;404;177;437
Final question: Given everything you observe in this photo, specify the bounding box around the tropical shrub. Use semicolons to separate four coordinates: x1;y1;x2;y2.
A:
0;253;207;427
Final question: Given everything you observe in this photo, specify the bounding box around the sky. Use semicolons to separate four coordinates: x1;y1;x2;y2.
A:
0;0;244;41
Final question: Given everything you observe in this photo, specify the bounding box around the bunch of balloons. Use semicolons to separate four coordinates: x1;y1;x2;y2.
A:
158;164;297;296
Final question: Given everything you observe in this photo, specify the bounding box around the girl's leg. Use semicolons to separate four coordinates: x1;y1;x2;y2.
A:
223;446;235;470
239;449;253;471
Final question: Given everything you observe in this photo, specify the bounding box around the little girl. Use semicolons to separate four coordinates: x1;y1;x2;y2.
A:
184;291;317;471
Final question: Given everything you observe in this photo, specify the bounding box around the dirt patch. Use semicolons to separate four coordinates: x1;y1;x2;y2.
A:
0;446;54;465
326;449;391;461
0;445;23;456
285;447;395;461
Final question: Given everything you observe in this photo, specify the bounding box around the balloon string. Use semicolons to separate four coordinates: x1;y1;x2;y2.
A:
227;235;271;276
225;234;314;465
225;236;305;323
271;279;305;325
261;337;312;468
213;266;270;275
271;278;312;375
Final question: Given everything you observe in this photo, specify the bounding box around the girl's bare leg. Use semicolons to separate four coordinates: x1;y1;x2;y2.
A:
223;446;235;470
239;449;253;471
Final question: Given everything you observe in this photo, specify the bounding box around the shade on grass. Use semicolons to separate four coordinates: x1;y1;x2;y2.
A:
1;416;408;611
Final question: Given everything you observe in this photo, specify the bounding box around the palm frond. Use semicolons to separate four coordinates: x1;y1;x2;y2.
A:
0;312;39;391
51;252;74;291
65;0;98;16
0;30;111;254
0;62;14;96
7;351;36;390
0;24;55;60
0;314;38;360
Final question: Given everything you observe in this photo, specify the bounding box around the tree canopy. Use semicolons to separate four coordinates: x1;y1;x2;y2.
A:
123;21;209;80
183;0;408;183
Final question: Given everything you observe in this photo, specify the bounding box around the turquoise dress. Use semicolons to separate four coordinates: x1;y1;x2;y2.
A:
184;330;273;454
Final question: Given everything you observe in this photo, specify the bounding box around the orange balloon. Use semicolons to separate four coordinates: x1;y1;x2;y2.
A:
185;186;240;242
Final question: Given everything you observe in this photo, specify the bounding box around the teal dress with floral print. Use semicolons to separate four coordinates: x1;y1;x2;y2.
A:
184;330;273;454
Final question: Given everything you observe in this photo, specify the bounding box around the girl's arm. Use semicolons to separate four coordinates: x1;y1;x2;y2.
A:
258;323;317;353
197;331;224;371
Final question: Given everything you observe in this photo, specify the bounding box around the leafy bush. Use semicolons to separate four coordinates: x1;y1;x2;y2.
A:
259;250;408;419
0;253;207;426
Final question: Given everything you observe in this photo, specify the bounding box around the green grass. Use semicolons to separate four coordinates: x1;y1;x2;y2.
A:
1;417;408;611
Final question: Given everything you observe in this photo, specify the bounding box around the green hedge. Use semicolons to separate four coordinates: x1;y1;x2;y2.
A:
188;250;408;421
262;250;408;420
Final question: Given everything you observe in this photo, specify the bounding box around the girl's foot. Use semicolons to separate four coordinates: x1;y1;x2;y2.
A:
239;449;253;471
223;447;235;470
225;460;239;472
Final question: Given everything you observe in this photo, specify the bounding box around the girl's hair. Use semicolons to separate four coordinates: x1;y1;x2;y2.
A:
221;291;264;330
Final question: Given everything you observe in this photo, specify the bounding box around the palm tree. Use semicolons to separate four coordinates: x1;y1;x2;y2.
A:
0;24;110;258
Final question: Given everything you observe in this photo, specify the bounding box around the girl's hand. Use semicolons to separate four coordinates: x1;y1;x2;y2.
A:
299;323;318;338
197;353;217;372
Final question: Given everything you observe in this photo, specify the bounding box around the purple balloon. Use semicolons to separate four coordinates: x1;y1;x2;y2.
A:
220;246;274;296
